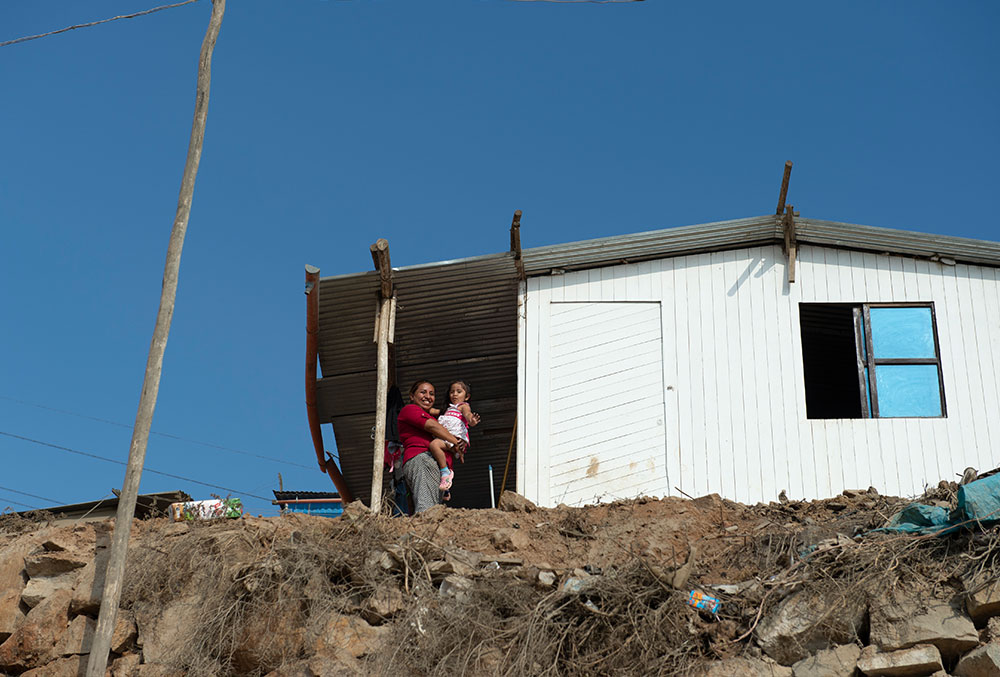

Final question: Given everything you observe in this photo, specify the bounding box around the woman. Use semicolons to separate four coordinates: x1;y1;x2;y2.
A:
398;380;468;513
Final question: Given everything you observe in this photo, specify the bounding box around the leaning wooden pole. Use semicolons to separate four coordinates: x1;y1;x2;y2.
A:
86;2;225;675
369;239;392;513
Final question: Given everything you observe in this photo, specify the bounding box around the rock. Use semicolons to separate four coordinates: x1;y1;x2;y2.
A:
954;644;1000;676
791;643;861;677
110;653;141;677
22;572;78;609
134;596;202;665
314;613;385;659
439;575;473;601
20;655;86;677
418;504;447;520
490;529;530;551
53;614;95;655
695;656;793;676
0;589;25;642
498;492;537;513
985;617;1000;643
756;591;867;665
112;610;138;654
0;533;39;634
871;598;979;659
304;650;366;676
444;548;482;576
856;643;943;676
70;535;110;616
363;583;405;621
364;549;396;574
340;500;370;522
561;577;594;594
24;552;88;578
537;571;556;587
967;579;1000;624
0;588;72;671
136;664;186;677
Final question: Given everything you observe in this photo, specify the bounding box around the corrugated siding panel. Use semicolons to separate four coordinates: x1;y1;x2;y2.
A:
521;243;1000;505
314;254;519;508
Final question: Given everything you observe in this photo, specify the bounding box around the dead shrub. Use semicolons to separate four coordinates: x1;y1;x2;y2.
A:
121;513;398;676
378;560;714;677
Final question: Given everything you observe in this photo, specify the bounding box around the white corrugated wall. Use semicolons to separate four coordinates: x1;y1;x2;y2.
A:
517;244;1000;506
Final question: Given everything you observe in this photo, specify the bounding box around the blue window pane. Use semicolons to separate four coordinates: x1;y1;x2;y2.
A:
870;307;935;359
875;365;942;417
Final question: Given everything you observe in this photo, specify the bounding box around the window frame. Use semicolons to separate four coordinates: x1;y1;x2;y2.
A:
854;302;947;419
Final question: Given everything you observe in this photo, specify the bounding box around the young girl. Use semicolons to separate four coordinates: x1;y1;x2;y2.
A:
428;380;480;490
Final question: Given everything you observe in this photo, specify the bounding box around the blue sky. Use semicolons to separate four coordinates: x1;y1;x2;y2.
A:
1;0;997;516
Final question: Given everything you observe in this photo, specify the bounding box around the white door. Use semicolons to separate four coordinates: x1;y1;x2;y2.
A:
547;301;668;506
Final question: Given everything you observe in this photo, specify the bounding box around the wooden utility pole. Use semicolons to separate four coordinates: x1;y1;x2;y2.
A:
86;1;225;675
369;239;393;513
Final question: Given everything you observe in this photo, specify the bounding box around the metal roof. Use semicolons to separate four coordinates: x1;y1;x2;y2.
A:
12;491;192;524
313;215;1000;508
521;215;1000;275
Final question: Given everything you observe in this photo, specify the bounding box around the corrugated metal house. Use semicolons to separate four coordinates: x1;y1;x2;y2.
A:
311;214;1000;508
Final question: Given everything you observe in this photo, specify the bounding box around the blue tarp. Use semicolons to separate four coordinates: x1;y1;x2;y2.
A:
958;473;1000;524
876;473;1000;536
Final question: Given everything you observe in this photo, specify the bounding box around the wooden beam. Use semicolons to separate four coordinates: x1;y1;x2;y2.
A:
305;265;353;503
370;294;393;513
784;204;798;284
86;2;226;676
510;210;525;281
776;160;793;216
370;238;392;299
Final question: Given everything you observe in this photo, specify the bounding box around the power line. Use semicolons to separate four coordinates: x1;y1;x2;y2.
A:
0;430;271;502
1;0;200;48
0;496;40;511
0;395;314;470
0;484;61;504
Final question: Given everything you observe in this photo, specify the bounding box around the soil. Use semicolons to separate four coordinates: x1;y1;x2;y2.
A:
0;486;954;676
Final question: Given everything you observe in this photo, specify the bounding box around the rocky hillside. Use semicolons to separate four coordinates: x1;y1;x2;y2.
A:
1;483;999;676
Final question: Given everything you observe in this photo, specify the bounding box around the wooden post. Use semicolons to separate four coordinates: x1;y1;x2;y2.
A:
369;239;393;513
776;161;793;216
510;209;525;281
85;2;225;675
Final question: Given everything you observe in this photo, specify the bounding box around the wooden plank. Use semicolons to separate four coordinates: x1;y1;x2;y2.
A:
657;257;681;498
790;247;819;498
522;278;540;503
536;278;553;506
516;279;528;497
940;264;980;468
955;265;987;465
760;246;789;501
914;259;950;484
887;254;906;301
975;266;1000;457
750;247;778;500
614;263;628;301
369;294;391;513
672;255;695;496
716;249;739;502
776;246;805;500
692;253;712;496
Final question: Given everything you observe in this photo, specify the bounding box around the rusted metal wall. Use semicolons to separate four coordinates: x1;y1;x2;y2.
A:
315;253;519;508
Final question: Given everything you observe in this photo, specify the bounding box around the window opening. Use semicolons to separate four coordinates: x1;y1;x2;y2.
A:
800;303;945;419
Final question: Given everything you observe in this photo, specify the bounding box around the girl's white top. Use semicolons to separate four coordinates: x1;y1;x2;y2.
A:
438;403;469;443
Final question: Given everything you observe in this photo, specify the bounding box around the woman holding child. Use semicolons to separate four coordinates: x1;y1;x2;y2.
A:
398;379;479;514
